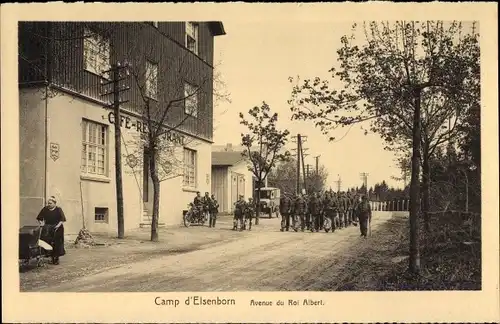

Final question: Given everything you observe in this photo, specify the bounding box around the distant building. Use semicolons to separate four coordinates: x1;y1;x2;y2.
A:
211;145;254;213
19;21;226;234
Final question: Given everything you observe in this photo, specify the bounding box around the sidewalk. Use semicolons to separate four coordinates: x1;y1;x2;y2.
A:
20;215;242;291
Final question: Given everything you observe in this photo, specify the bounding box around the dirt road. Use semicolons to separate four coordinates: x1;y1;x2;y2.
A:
28;213;396;292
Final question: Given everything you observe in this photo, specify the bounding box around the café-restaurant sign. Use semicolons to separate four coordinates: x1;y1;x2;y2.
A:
103;112;185;146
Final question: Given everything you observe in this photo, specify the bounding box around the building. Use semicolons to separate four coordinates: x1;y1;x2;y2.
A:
19;21;226;234
211;144;254;213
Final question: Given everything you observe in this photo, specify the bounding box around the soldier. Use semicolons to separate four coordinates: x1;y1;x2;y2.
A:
233;195;246;231
337;192;345;229
292;193;305;232
351;193;360;226
303;193;311;231
202;192;211;222
356;195;372;238
279;193;292;232
209;194;219;228
193;191;203;221
244;197;255;231
308;192;321;232
322;192;334;233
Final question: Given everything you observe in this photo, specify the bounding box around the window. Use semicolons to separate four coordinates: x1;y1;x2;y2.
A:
81;119;108;176
145;60;158;99
184;82;198;117
94;207;109;223
185;22;199;55
183;148;197;188
83;29;110;78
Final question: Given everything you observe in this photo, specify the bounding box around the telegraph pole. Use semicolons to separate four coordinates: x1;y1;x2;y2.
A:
291;135;301;194
299;135;308;194
314;155;320;175
101;61;130;239
334;174;342;192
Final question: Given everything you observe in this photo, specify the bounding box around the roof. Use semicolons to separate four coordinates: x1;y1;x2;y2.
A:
207;21;226;36
212;151;245;166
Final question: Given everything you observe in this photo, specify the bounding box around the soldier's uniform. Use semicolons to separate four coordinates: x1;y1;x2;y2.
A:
308;193;321;232
356;195;372;238
279;194;292;232
209;195;219;228
244;198;255;231
202;193;211;222
322;193;334;232
293;194;307;232
233;196;246;231
337;193;345;229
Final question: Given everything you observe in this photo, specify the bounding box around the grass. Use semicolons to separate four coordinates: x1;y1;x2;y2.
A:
376;211;481;291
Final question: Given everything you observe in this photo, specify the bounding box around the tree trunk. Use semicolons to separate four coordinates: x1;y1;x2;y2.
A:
409;89;422;275
255;185;261;225
422;143;431;231
150;148;160;242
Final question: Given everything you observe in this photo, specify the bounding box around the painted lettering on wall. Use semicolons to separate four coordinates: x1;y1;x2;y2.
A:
105;112;185;145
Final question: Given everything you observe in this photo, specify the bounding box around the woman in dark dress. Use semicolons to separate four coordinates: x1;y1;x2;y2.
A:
36;196;66;265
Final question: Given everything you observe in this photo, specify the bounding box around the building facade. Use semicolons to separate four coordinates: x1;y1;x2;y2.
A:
19;21;225;234
211;148;254;214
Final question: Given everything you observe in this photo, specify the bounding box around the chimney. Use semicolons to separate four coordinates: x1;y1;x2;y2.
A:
226;143;233;151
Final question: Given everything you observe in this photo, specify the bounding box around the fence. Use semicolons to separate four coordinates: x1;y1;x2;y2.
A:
369;199;410;212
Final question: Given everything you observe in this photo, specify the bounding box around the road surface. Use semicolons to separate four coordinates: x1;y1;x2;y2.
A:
33;213;395;292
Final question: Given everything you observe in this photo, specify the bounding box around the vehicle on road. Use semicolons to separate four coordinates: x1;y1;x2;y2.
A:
183;203;206;227
255;187;281;218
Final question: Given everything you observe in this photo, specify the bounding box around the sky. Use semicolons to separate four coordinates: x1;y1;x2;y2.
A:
212;21;403;190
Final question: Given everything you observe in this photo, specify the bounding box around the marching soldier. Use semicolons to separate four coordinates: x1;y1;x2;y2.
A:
209;194;219;228
280;193;292;232
244;197;255;231
233;195;246;231
322;192;334;233
291;193;304;232
356;195;372;238
308;192;321;232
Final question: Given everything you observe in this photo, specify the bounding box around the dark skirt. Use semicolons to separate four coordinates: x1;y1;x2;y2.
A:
41;224;66;258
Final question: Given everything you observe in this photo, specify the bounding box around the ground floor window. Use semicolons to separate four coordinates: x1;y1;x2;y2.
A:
183;148;197;188
81;119;108;176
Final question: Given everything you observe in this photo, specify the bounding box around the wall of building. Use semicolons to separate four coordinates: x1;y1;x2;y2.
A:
211;166;228;213
19;88;47;226
226;161;253;212
158;137;212;226
43;90;142;234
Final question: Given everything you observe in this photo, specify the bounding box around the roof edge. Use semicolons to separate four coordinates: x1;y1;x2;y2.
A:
208;21;226;36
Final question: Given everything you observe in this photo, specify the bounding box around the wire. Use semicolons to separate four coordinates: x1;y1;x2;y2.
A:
330;123;355;143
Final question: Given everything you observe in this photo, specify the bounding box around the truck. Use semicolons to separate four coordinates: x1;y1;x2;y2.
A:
255;187;281;218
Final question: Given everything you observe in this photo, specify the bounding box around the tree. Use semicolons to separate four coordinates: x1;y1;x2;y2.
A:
240;102;290;224
116;24;229;242
268;158;328;194
289;21;479;274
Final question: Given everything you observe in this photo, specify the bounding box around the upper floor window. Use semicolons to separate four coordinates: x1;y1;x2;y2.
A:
145;60;158;100
184;82;198;117
83;29;110;78
81;119;108;177
185;22;199;55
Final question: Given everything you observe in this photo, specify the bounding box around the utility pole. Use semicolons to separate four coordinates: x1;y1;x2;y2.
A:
291;135;301;195
300;135;308;194
314;155;320;175
359;172;369;196
334;174;342;192
101;61;130;239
